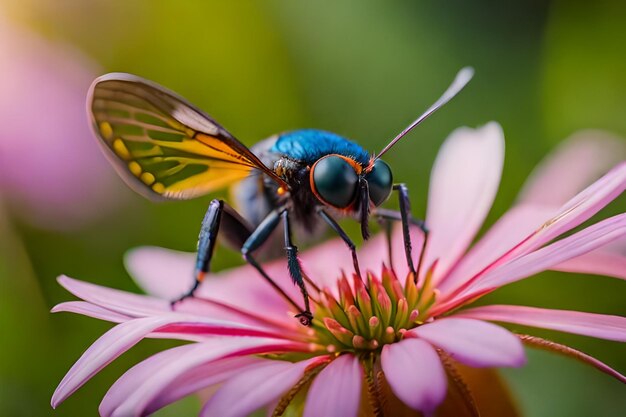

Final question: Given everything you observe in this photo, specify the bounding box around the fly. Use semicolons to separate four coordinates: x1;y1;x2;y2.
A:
88;67;474;326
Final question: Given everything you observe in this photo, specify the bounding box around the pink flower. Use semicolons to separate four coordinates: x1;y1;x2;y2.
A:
0;14;121;229
51;123;626;416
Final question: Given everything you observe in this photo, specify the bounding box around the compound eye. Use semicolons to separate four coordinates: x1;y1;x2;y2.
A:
365;159;393;206
311;155;359;208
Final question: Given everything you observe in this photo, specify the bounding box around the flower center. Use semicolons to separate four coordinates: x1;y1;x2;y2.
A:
312;266;439;353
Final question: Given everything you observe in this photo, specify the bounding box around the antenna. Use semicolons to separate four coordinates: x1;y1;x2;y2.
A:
375;67;474;159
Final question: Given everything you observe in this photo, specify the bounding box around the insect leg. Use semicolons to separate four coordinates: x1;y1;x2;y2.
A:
376;207;429;278
172;199;225;305
241;209;311;325
385;184;430;279
317;207;362;281
375;208;426;228
280;210;313;326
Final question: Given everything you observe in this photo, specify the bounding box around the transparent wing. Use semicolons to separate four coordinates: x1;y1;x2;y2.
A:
88;73;286;200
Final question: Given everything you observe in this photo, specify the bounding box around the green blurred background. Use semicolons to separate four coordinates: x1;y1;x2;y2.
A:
1;1;624;416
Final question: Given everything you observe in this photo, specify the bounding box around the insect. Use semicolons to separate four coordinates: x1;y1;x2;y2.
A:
88;67;473;326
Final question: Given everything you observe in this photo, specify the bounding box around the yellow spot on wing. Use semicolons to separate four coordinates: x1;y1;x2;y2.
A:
152;183;165;193
113;138;131;159
99;122;113;140
128;161;142;176
141;172;156;185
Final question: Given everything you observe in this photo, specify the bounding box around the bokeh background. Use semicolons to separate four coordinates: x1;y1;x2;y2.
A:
1;1;625;416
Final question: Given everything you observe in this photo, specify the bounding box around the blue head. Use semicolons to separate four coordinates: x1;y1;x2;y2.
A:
273;129;394;238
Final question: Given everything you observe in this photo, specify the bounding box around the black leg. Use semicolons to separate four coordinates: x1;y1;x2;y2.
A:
242;209;312;326
317;208;362;281
359;178;371;240
281;211;313;326
394;184;415;275
173;201;303;311
379;184;429;280
172;199;226;304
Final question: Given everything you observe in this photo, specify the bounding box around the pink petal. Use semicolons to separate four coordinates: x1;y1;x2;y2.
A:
602;237;626;254
503;162;626;264
381;338;447;413
174;297;302;334
64;264;294;331
201;357;324;417
302;238;365;289
124;246;196;300
60;273;237;326
53;317;169;408
412;318;526;367
51;301;130;323
355;232;388;276
102;343;257;416
439;162;626;305
438;205;556;296
127;246;298;320
145;356;262;415
303;354;362;417
57;275;169;317
101;343;201;417
423;122;505;283
388;223;425;282
52;315;292;408
101;338;302;417
50;301;253;343
457;305;626;342
125;234;390;319
445;213;626;309
518;130;626;207
551;248;626;280
203;262;301;317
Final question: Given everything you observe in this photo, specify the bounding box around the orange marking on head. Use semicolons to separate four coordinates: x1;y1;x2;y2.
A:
337;155;364;175
364;156;377;173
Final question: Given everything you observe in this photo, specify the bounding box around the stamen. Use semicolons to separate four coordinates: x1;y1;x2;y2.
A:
322;288;350;328
404;272;419;308
346;305;367;336
397;328;408;340
371;319;383;341
382;326;396;344
394;298;409;329
312;269;439;352
338;273;356;306
354;278;373;318
374;281;393;327
381;266;403;301
323;317;354;346
352;335;370;350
